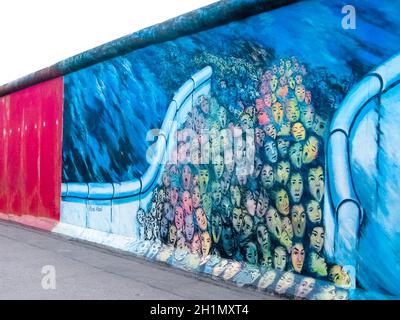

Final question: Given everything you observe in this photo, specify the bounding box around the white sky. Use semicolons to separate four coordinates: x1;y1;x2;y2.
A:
0;0;218;86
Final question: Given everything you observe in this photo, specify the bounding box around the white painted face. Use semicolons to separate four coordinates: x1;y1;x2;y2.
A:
257;270;276;290
275;272;295;294
296;277;315;298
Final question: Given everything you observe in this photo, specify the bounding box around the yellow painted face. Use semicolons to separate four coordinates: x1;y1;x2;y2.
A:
276;160;291;185
272;102;284;124
291;122;306;141
275;188;290;216
303;135;319;164
286;99;300;122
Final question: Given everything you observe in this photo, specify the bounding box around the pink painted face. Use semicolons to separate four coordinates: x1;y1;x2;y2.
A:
170;187;179;206
175;206;184;230
182;165;192;190
182;191;193;215
256;98;265;112
264;94;272;107
305;91;312;105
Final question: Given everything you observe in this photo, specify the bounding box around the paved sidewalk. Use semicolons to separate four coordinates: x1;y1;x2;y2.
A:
0;220;277;300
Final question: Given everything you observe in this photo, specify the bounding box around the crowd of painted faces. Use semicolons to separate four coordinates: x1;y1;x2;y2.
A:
139;57;351;299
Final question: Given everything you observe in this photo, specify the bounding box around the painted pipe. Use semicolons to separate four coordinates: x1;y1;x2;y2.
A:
62;66;213;200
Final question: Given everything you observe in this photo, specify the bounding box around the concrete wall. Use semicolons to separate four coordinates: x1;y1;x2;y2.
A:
1;0;400;300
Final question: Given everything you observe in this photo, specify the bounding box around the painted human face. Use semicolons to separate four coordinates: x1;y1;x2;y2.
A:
296;277;315;298
168;225;177;245
307;200;322;224
282;217;293;240
261;164;275;189
211;181;222;205
245;242;258;265
295;85;306;102
230;185;241;207
253;157;263;179
258;270;276;290
232;208;244;233
309;252;328;277
276;272;295;295
266;207;282;240
277;137;290;158
164;202;174;222
223;261;242;281
289;142;303;170
272;102;284;124
310;226;324;253
303;135;319;164
170;187;179;207
213;155;224;179
182;191;193;215
274;246;287;271
265;123;277;139
242;215;254;239
289;172;304;203
270;75;278;92
255;127;265;147
264;139;278;164
182;165;192;190
315;285;335;300
221;197;232;223
192;186;201;209
313;114;328;138
200;231;211;257
202;193;212;218
286;99;300;123
195;207;208;231
301;105;315;129
275;189;290;216
291;243;305;273
291;122;306;141
256;224;270;250
291;204;306;237
184;214;195;241
191;233;201;254
245;192;256;216
256;192;269;218
175;206;184;230
211;213;222;243
162;172;170;188
212;259;228;277
308;166;325;202
199;95;209;114
329;265;351;288
160;217;169;240
199;169;209;194
221;226;236;257
276;160;291;185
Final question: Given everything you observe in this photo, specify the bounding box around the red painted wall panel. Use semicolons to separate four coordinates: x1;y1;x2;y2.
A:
0;77;63;222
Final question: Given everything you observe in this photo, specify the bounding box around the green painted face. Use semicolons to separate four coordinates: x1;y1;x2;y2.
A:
276;160;291;185
211;181;222;205
310;226;324;253
289;142;303;170
275;188;290;216
266;206;282;240
242;214;254;239
313;114;328;138
308;166;324;202
199;169;209;193
309;252;328;277
245;242;258;265
273;246;287;271
256;224;270;250
289;172;304;203
286;99;300;122
291;204;306;237
232;207;244;233
329;265;351;288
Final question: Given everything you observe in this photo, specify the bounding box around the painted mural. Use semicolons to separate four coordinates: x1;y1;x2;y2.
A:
57;0;400;300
